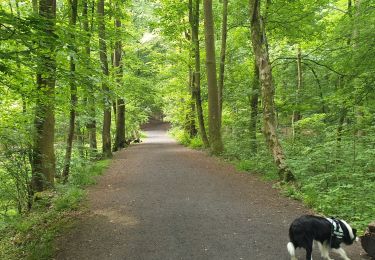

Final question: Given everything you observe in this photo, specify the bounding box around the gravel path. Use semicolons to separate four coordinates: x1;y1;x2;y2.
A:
55;121;365;260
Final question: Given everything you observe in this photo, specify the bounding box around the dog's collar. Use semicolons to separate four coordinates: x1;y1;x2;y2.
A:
326;217;344;239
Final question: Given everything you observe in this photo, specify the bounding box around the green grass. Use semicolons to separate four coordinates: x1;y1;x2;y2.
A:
0;159;110;260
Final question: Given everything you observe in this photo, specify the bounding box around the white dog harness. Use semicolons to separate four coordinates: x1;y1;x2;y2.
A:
326;217;344;239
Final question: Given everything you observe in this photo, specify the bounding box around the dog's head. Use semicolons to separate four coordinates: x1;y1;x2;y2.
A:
340;220;357;245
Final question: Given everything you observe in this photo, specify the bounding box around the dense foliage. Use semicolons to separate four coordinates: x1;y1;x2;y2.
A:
0;0;159;221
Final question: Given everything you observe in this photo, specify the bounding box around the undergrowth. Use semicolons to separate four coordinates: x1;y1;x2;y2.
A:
170;125;375;233
0;159;110;260
169;128;204;149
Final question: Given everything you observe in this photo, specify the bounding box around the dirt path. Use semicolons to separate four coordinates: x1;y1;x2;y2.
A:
55;121;365;260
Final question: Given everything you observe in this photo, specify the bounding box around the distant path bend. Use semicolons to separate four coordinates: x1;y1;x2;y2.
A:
55;121;364;260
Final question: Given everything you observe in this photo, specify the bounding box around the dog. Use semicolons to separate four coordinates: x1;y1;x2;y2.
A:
287;215;357;260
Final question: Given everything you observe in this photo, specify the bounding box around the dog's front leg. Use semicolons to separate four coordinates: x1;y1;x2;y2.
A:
332;248;350;260
317;241;334;260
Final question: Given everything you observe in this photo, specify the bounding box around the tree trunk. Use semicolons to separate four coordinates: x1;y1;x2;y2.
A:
31;0;57;191
218;0;228;127
203;0;223;154
292;46;302;140
62;0;78;182
97;0;112;158
249;61;259;154
186;7;197;138
32;0;38;13
83;0;98;157
114;18;126;151
249;0;295;182
191;0;209;148
188;66;197;137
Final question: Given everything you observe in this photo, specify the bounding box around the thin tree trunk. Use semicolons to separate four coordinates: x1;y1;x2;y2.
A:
31;0;57;191
62;0;78;182
249;61;259;154
294;47;302;121
249;0;294;182
186;7;197;138
292;46;302;140
191;0;209;147
307;65;326;114
337;108;347;145
83;0;98;157
97;0;112;158
203;0;223;154
188;66;197;137
32;0;38;13
218;0;228;127
113;18;126;151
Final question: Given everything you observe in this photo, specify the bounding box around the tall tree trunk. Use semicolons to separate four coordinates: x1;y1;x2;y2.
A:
249;0;294;182
31;0;57;191
62;0;78;182
83;0;98;156
185;8;197;138
97;0;112;158
191;0;209;147
203;0;223;154
113;18;126;151
249;61;259;154
218;0;228;127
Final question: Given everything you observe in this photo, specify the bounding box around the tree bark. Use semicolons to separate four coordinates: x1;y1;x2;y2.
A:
97;0;112;158
83;0;98;156
249;0;295;182
31;0;57;191
113;18;126;151
292;46;302;140
249;61;259;154
187;66;197;137
191;0;209;148
62;0;78;182
186;6;198;138
218;0;228;127
203;0;223;154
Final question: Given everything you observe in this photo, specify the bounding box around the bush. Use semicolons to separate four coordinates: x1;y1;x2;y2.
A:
0;159;110;260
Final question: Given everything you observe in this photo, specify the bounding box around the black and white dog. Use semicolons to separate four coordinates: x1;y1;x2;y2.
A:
287;215;357;260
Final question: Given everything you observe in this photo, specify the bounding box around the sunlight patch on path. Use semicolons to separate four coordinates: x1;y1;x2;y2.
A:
93;209;139;226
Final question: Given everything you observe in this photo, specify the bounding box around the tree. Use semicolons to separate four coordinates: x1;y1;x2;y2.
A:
83;0;98;156
31;0;57;191
218;0;228;127
190;0;210;147
62;0;78;182
249;61;259;154
186;5;198;138
190;0;209;148
249;0;295;182
114;16;126;151
97;0;112;158
203;0;223;154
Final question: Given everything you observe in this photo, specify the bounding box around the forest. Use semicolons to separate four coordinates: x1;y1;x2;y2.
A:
1;0;374;258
